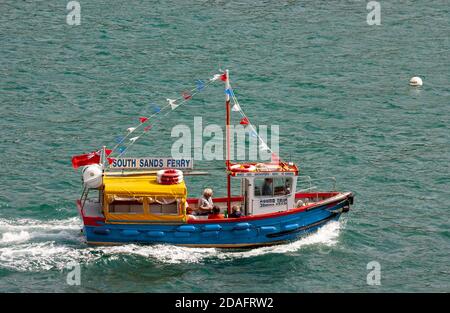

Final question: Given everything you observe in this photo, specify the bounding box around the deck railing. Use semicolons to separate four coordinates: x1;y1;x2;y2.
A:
296;176;337;192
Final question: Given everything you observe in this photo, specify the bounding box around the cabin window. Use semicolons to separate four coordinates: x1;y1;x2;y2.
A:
108;197;144;214
274;177;292;196
148;197;180;215
254;177;292;197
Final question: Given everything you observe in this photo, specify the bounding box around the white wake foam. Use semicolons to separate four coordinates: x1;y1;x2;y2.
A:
0;217;82;230
1;231;31;243
0;217;82;245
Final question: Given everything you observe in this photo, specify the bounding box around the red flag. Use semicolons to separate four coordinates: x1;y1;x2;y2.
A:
107;158;115;165
220;73;227;81
182;91;192;100
105;149;112;156
144;125;152;132
240;117;249;125
71;151;100;169
139;117;149;123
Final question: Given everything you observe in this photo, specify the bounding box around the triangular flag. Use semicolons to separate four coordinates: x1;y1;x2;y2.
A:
139;117;149;123
210;74;221;81
225;88;234;97
115;136;124;144
167;98;178;110
196;79;205;91
240;117;249;125
105;149;112;156
152;104;161;113
129;136;139;143
144;125;152;132
221;73;227;81
231;103;241;112
127;127;136;133
182;91;192;100
107;158;115;165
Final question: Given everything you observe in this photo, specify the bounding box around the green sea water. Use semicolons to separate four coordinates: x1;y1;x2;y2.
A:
1;0;449;292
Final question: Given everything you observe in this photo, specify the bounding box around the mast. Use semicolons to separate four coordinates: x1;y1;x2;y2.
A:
225;69;231;214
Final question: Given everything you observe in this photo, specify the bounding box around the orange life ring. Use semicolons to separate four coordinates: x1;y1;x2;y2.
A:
230;164;257;172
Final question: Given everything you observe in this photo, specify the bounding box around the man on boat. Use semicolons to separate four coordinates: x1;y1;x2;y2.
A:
196;188;214;215
229;205;242;218
262;178;273;196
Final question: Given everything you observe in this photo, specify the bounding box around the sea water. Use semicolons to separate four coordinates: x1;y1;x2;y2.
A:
0;0;449;292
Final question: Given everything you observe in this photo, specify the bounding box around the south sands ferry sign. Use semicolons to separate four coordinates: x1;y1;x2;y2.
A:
109;157;193;170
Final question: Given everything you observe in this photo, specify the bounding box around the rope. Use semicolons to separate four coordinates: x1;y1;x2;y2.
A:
109;72;222;158
228;82;278;158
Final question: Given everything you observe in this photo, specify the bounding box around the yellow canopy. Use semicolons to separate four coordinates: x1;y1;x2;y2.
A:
103;175;186;197
102;175;187;223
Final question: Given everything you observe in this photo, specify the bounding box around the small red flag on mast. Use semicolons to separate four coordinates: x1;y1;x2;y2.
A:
239;117;249;125
182;91;192;100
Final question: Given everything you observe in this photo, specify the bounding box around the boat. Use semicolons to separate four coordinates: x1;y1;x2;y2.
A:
73;70;354;248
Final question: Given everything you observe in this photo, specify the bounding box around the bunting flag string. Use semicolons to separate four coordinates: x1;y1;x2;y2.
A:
78;70;279;164
108;72;224;158
227;84;281;162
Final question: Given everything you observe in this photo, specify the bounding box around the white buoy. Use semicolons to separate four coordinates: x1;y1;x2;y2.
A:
409;76;423;86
